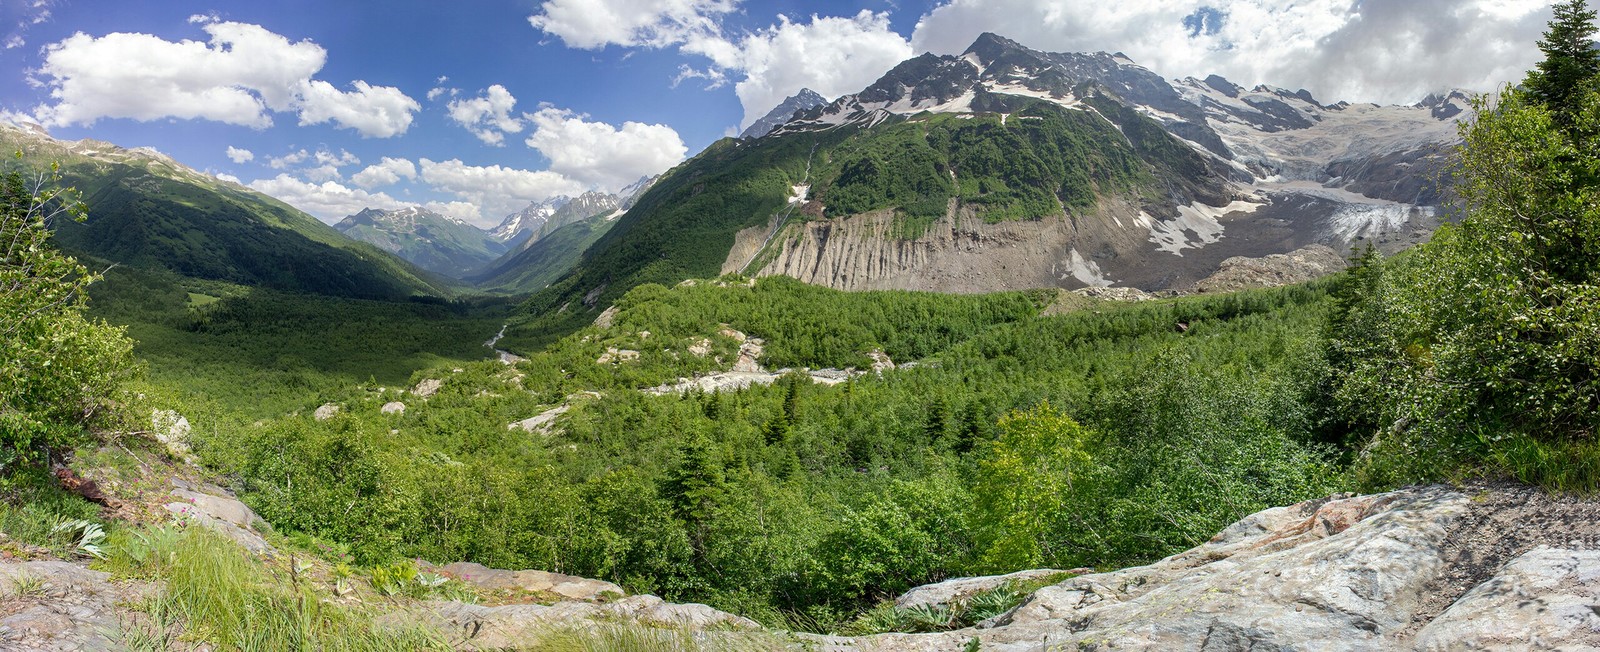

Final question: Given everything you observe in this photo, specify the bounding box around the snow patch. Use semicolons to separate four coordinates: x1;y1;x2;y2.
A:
788;184;810;205
1066;248;1113;287
1144;199;1263;256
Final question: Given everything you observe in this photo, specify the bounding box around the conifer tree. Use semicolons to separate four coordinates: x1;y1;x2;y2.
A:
1525;0;1600;119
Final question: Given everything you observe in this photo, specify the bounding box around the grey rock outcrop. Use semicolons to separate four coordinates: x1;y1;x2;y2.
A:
894;569;1072;611
164;479;272;554
313;403;340;420
0;561;143;651
415;594;759;651
381;401;406;415
428;561;623;601
816;485;1600;651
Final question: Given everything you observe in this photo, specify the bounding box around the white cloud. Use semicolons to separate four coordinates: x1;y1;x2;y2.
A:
303;164;342;183
529;0;738;49
909;0;1550;105
29;21;419;137
296;79;418;138
225;146;254;164
4;35;24;50
447;85;524;145
248;173;409;221
419;158;586;224
426;86;456;101
268;149;308;169
351;157;417;188
524;107;687;191
215;172;241;184
423;200;481;223
314;148;359;167
687;11;912;128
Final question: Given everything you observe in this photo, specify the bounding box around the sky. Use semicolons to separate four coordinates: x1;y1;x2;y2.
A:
0;0;1556;228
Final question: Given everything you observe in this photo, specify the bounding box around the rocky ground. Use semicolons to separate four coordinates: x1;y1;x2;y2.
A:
7;443;1600;651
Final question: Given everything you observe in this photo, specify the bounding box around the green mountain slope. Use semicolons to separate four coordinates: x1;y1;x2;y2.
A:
335;207;506;279
1;122;449;299
470;211;621;294
507;90;1223;343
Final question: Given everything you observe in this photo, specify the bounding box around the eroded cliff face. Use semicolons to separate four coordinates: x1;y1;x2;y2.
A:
726;200;1149;293
725;193;1421;293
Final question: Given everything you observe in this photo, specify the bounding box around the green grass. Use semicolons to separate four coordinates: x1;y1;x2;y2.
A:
104;526;452;652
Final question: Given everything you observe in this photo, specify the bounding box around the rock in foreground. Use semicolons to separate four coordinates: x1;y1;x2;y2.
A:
814;484;1600;651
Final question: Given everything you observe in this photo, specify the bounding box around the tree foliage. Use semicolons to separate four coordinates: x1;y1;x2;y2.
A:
0;165;133;469
1329;35;1600;488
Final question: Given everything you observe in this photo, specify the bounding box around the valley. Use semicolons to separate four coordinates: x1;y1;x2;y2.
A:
4;4;1600;650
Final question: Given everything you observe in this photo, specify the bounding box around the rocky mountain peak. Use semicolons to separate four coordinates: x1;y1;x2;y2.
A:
740;88;831;139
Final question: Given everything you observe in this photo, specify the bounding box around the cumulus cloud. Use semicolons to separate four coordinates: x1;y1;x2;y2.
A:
422;200;480;223
296;79;418;138
529;0;737;49
524;107;687;190
687;11;912;128
268;149;309;169
418;158;586;224
909;0;1550;104
29;20;419;137
248;174;409;221
447;85;524;145
351;157;417;189
225;146;254;164
314;148;359;167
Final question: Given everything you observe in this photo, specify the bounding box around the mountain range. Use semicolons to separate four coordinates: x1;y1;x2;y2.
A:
332;184;647;289
6;32;1469;316
512;33;1467;330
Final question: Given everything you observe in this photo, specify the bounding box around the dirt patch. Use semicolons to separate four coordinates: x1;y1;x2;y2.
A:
1398;481;1600;640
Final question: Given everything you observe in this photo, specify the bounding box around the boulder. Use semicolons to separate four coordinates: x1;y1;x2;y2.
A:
313;403;340;420
381;402;406;415
412;378;443;398
150;409;191;456
508;406;569;434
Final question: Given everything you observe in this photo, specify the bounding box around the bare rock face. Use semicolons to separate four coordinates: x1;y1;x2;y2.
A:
1415;546;1600;649
816;485;1600;651
164;479;272;554
0;561;143;651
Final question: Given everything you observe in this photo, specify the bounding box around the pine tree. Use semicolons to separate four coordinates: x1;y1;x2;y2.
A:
1525;0;1600;120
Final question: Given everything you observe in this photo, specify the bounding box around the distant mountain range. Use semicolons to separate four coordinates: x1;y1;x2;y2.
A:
0;121;447;300
333;181;649;287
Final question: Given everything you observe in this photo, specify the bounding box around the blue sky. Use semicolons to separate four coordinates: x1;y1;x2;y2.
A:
0;0;1551;227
